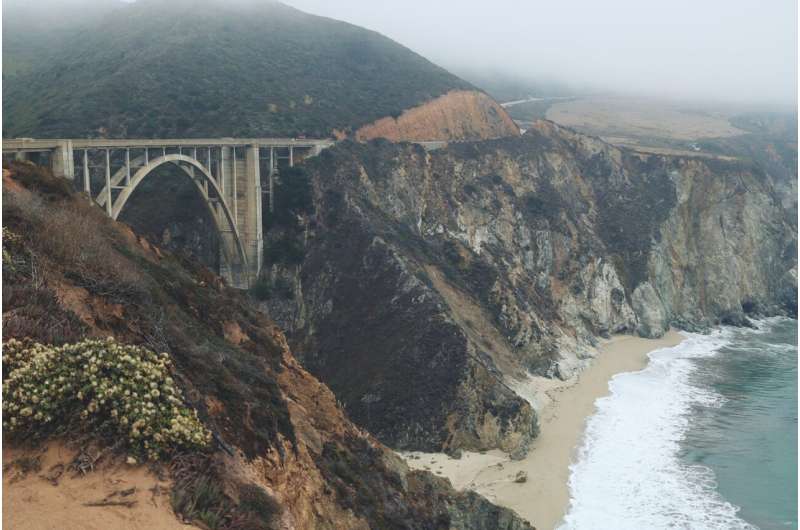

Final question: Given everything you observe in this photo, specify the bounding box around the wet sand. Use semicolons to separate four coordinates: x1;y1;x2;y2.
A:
402;330;685;530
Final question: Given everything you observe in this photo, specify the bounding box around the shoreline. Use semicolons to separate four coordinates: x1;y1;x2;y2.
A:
401;329;686;530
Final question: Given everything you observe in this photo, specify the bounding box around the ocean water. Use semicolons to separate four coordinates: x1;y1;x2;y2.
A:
560;318;798;530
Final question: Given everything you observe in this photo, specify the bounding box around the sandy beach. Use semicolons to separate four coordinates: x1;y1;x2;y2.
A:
402;330;685;530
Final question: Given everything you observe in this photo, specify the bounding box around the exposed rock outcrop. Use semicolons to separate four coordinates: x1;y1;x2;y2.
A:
261;120;796;455
631;282;668;338
355;90;520;142
2;162;535;530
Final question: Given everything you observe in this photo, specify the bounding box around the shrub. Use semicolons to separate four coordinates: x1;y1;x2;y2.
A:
264;237;305;266
7;161;73;200
2;227;25;274
249;278;273;301
265;166;314;231
171;473;227;528
237;484;282;527
249;277;294;301
2;337;211;461
273;277;294;300
442;239;465;268
3;175;143;303
169;454;281;530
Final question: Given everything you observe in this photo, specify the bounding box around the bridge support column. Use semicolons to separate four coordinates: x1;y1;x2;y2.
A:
219;146;233;205
104;149;112;216
218;145;264;289
125;149;131;186
232;147;238;224
268;147;275;213
242;145;263;283
217;146;225;195
82;150;90;193
51;141;75;180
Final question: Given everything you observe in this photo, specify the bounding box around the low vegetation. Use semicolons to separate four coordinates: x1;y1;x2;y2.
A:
2;338;211;462
2;162;536;530
264;166;314;230
3;161;294;528
263;166;315;266
249;277;293;301
3;1;471;138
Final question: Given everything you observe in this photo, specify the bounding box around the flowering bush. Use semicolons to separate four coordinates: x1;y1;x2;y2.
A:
3;337;211;461
2;227;24;272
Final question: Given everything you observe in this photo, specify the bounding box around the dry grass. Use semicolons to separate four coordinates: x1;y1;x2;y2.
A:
4;162;144;304
169;454;280;530
546;96;745;143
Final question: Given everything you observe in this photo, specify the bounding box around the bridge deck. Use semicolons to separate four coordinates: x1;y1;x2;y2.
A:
2;137;334;152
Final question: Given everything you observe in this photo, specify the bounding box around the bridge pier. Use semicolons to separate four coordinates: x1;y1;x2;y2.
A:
244;145;264;276
104;149;113;215
51;140;75;180
231;147;239;225
82;150;90;193
268;147;275;213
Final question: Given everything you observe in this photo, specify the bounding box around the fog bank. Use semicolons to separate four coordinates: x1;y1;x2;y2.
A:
287;0;798;107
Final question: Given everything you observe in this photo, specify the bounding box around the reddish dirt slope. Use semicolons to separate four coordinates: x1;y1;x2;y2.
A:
355;90;520;142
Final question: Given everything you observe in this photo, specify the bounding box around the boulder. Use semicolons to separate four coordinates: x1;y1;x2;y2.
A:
631;282;669;338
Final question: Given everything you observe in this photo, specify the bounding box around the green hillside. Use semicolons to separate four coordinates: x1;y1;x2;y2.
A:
2;0;472;138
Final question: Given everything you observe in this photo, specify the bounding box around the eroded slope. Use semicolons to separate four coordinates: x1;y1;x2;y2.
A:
355;90;520;142
259;120;797;455
2;162;534;530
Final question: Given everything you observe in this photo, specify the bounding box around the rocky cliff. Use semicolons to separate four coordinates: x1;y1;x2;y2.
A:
2;162;534;530
260;120;797;455
355;90;520;142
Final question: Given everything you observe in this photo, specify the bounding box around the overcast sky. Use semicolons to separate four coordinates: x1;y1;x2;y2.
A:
286;0;797;107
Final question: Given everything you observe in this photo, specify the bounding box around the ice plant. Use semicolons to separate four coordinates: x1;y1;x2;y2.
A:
2;338;211;461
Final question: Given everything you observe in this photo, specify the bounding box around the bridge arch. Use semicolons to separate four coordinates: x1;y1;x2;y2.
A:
3;137;337;288
101;154;249;285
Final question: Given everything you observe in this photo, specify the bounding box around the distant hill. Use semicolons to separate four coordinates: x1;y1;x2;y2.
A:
453;67;574;103
2;0;473;138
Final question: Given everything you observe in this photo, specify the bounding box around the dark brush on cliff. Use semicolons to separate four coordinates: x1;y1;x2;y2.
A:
3;1;472;138
3;161;295;528
3;161;538;530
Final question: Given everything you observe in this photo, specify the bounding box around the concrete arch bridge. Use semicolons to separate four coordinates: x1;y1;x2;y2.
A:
2;138;334;288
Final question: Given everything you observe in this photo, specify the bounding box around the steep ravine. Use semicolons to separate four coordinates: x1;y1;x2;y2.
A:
2;162;534;530
260;120;797;456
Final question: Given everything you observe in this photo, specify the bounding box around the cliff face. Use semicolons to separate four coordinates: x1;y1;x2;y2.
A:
355;90;520;142
261;120;796;455
2;162;534;530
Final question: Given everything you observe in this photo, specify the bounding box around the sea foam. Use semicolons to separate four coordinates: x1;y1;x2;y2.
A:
559;329;756;530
